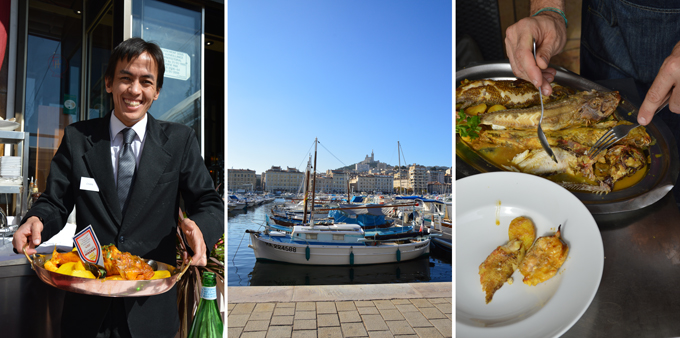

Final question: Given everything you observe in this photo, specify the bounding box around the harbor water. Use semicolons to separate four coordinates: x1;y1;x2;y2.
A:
227;202;452;286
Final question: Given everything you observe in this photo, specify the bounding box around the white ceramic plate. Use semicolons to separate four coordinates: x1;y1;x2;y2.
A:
0;120;20;131
456;172;604;338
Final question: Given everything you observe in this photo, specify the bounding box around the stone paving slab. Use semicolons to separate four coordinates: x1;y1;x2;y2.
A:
335;301;357;312
295;311;316;320
338;310;361;323
271;315;294;326
318;327;343;338
317;314;340;327
228;282;451;303
228;283;452;338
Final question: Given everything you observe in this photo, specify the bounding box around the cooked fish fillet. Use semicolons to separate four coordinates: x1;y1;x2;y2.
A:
456;79;573;109
471;122;651;152
480;90;621;131
479;239;523;304
509;148;579;176
519;226;569;286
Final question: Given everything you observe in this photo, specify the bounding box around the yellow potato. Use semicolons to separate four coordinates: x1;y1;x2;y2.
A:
44;260;58;272
508;216;536;251
56;262;76;275
74;260;86;271
150;270;171;280
487;104;506;113
70;269;96;279
464;103;487;116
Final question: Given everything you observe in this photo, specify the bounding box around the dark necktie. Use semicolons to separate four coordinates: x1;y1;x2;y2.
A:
117;128;136;213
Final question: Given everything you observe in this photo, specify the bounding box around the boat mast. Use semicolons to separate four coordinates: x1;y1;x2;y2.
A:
302;154;312;224
398;141;402;195
309;138;318;225
346;171;350;203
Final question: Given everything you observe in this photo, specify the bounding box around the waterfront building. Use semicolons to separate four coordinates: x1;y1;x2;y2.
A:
393;168;409;193
227;169;256;192
264;166;304;193
314;175;333;193
352;175;375;193
351;174;394;194
409;164;427;195
375;175;393;194
427;170;445;184
428;181;449;194
327;170;349;193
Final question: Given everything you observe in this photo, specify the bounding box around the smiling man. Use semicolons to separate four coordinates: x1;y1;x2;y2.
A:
12;38;224;338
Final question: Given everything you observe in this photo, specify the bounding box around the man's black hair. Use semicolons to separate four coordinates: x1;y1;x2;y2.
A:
104;37;165;89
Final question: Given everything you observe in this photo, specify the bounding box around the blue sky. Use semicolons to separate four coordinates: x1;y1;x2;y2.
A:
227;1;452;174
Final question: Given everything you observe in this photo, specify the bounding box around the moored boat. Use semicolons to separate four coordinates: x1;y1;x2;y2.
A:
246;224;431;265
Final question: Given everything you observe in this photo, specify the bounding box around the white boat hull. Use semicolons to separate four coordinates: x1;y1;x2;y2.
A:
248;233;430;265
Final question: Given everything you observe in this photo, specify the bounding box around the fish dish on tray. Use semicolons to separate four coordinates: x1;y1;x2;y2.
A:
456;78;651;194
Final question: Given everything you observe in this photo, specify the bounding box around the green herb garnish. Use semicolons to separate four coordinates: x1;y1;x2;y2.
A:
456;110;482;139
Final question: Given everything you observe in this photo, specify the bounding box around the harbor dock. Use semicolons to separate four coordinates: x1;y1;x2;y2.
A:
228;282;452;337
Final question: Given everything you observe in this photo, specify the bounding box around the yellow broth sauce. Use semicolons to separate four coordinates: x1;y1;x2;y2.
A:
474;145;648;192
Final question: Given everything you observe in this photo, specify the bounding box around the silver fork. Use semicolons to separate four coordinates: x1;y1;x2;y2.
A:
533;40;558;163
588;93;671;158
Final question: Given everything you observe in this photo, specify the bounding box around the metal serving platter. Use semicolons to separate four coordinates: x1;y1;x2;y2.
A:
25;248;190;297
456;62;680;214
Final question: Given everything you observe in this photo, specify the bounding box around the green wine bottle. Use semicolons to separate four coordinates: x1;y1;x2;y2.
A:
188;271;223;338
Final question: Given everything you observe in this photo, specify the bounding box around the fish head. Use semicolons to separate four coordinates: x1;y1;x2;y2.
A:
579;90;621;122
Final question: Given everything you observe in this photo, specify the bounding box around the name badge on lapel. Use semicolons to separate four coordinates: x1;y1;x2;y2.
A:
80;177;100;192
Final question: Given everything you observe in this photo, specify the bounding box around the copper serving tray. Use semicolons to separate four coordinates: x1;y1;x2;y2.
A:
24;245;190;297
456;62;680;214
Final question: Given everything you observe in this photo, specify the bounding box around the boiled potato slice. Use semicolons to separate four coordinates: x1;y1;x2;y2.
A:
508;216;536;250
464;103;487;116
74;260;86;271
150;270;171;280
56;262;76;275
71;269;96;279
44;260;58;272
487;104;506;113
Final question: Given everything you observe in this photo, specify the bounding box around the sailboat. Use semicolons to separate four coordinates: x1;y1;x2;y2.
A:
246;138;431;265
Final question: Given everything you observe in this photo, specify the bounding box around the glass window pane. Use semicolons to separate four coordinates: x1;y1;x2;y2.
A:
25;0;83;192
132;0;202;138
87;4;113;120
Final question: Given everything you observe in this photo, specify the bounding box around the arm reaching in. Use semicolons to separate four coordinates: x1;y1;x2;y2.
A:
504;0;567;96
179;211;208;267
12;216;44;255
638;40;680;125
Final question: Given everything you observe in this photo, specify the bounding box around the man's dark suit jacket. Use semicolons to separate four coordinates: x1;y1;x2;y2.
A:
24;112;224;337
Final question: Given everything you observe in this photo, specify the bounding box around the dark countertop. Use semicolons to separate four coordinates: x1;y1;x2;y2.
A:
563;192;680;337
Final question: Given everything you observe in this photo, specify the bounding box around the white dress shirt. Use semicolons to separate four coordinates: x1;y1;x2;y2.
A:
110;112;147;185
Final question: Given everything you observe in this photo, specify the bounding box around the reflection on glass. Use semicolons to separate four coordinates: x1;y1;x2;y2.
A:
25;0;82;192
132;0;202;138
87;4;113;120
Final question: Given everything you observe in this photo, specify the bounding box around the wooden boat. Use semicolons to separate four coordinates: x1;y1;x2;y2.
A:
246;224;431;265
